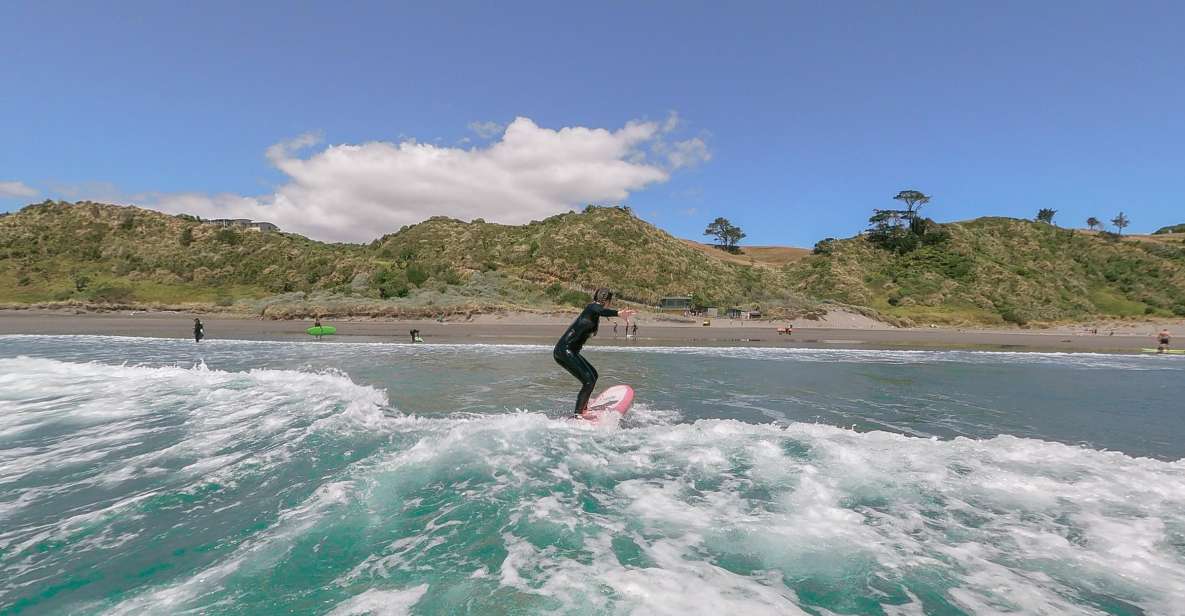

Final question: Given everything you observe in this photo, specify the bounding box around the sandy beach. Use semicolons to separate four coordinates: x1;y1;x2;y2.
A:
1;308;1180;353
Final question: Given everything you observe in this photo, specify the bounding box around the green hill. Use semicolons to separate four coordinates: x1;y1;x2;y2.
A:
369;206;803;308
785;217;1185;325
0;201;372;308
1153;223;1185;235
8;202;1184;325
0;201;812;317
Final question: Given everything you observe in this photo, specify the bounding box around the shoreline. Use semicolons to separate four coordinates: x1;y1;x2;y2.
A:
1;309;1178;354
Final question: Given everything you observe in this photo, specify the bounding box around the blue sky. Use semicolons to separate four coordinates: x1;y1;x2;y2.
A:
2;1;1183;244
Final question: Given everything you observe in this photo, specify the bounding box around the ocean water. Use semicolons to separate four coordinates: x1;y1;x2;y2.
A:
1;335;1183;615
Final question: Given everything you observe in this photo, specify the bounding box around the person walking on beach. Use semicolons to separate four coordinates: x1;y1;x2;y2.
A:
193;318;205;343
1157;328;1171;353
631;322;638;337
554;288;634;416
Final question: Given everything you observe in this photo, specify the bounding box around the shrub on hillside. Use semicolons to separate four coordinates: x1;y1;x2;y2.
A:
997;303;1030;326
215;228;241;245
406;265;429;286
87;283;134;303
558;289;589;307
371;268;410;299
813;238;836;255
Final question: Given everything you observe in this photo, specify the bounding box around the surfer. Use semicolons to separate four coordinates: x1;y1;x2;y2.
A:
1157;328;1171;353
313;317;323;340
553;288;635;416
193;318;204;343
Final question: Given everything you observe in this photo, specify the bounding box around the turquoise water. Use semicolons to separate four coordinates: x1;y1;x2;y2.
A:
1;335;1183;615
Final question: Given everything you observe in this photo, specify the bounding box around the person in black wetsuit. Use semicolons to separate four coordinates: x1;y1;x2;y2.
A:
553;288;635;416
193;318;204;343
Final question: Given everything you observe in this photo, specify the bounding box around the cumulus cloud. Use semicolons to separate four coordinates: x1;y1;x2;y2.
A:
265;132;322;162
0;181;38;198
666;138;711;169
468;121;505;139
136;115;708;242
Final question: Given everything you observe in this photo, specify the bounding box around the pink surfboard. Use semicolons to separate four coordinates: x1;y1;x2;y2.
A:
581;385;635;420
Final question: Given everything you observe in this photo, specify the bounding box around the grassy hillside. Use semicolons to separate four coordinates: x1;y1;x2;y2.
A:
1153;224;1185;235
681;240;810;268
369;206;806;309
0;201;371;306
786;217;1185;325
0;201;814;317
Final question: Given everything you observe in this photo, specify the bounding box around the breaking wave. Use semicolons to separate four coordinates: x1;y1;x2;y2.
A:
1;357;1183;614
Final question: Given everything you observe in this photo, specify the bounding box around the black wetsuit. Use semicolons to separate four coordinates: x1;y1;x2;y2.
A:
194;323;204;342
554;302;618;414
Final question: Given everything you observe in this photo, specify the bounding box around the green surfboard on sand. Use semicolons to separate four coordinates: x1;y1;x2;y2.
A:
307;326;336;336
1141;348;1184;354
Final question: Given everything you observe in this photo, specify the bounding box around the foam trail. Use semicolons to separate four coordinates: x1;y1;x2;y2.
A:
0;357;391;614
2;347;1184;614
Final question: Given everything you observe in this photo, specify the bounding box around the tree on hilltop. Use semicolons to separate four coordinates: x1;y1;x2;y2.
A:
1112;212;1130;236
1036;209;1057;224
892;190;931;218
866;189;946;253
1086;217;1101;231
703;217;746;253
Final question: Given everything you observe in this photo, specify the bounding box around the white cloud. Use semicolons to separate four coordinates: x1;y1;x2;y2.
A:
662;111;681;133
134;116;707;242
0;181;38;198
265;132;322;163
666;138;711;169
468;121;504;139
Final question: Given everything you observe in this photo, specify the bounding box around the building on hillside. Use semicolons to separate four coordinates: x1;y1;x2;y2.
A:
658;296;693;312
209;218;279;232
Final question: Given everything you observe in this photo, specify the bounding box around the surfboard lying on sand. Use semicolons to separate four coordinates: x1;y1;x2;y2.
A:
307;326;336;336
581;385;634;421
1141;348;1185;354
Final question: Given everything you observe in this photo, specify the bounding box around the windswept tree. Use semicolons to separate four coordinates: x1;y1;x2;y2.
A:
893;190;931;218
1036;208;1057;224
1112;212;1130;236
865;190;947;253
703;217;746;253
1086;217;1101;231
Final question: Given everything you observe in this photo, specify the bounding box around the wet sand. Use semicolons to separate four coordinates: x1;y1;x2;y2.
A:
0;310;1174;354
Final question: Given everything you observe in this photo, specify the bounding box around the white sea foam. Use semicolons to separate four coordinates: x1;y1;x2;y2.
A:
0;357;391;609
317;412;1185;614
326;584;428;616
3;353;1184;614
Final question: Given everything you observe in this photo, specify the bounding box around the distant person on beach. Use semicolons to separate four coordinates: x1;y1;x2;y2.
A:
631;322;638;337
1157;328;1171;353
554;288;635;416
613;322;618;336
313;317;323;340
193;318;204;343
410;329;423;343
